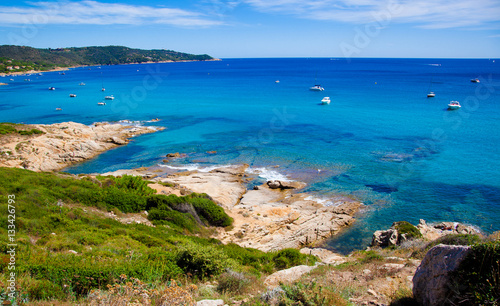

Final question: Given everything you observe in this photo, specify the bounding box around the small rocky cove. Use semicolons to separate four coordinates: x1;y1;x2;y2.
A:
0;121;496;305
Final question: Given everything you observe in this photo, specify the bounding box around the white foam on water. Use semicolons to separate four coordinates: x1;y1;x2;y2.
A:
158;163;234;173
303;195;337;207
245;166;293;182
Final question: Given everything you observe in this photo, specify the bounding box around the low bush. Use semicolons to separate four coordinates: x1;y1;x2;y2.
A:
147;194;233;227
411;234;483;259
97;175;155;197
176;242;237;279
355;250;383;264
273;249;306;269
0;123;17;134
393;221;422;240
217;269;250;294
148;208;199;232
450;241;500;305
25;278;67;301
279;281;349;306
18;128;44;136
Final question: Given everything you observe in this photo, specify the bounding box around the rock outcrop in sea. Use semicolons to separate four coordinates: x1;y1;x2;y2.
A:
0;121;163;172
152;165;362;252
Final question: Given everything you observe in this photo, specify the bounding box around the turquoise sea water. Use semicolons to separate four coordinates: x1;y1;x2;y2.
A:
1;58;499;253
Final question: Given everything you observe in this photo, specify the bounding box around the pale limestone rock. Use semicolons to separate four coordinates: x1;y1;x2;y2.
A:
162;164;361;252
413;244;471;306
0;121;162;172
161;165;248;209
372;229;399;247
264;265;317;287
300;247;346;265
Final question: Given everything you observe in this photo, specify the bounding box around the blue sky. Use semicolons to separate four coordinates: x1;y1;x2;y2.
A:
0;0;499;58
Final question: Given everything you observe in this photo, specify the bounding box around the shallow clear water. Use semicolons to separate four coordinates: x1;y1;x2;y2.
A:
2;58;499;253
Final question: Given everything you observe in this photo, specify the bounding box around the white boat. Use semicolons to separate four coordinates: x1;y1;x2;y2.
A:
470;78;480;83
69;94;76;97
448;101;461;110
104;95;114;100
101;87;105;91
427;92;435;98
55;108;62;111
79;82;85;86
321;97;331;104
309;85;324;91
49;87;55;90
275;80;280;83
97;102;106;106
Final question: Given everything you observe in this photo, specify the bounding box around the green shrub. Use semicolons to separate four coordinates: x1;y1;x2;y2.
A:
279;281;349;306
393;221;422;240
450;241;500;305
148;208;199;232
147;194;233;227
217;269;250;294
176;243;237;279
412;234;483;259
97;175;155;197
273;249;305;269
0;123;17;134
357;250;383;264
189;197;233;227
25;278;66;301
18;129;44;136
101;187;146;212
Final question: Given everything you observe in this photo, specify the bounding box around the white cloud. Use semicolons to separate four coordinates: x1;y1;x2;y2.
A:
242;0;500;29
0;0;223;27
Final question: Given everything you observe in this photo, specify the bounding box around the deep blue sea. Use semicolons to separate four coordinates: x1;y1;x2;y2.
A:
2;58;499;253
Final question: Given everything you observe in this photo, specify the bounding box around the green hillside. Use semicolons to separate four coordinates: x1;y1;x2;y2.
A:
0;45;214;73
0;167;315;304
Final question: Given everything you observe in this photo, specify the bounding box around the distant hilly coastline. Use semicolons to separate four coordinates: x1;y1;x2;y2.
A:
0;45;216;74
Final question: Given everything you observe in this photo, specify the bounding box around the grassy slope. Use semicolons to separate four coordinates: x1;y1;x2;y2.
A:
0;167;315;304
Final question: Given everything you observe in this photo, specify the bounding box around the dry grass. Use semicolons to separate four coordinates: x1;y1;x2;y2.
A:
86;275;197;306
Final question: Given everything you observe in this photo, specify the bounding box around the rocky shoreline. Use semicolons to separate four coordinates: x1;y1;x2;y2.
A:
102;164;363;253
0;121;164;172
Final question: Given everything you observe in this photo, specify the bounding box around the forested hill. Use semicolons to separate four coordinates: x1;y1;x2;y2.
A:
0;45;214;73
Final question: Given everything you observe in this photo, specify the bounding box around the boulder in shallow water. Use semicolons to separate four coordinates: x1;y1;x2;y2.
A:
166;152;181;158
267;180;281;189
372;229;399;247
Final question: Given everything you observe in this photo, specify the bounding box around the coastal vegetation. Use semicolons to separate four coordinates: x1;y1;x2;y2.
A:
0;167;315;304
0;167;498;305
0;45;214;74
0;123;44;136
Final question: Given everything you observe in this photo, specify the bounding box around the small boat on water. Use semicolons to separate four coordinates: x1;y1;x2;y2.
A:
49;87;55;90
104;95;114;100
79;82;85;86
275;80;280;83
101;87;105;91
69;94;76;97
55;108;62;111
427;92;435;98
471;78;480;83
448;101;461;110
321;97;331;104
97;102;106;106
309;85;324;91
